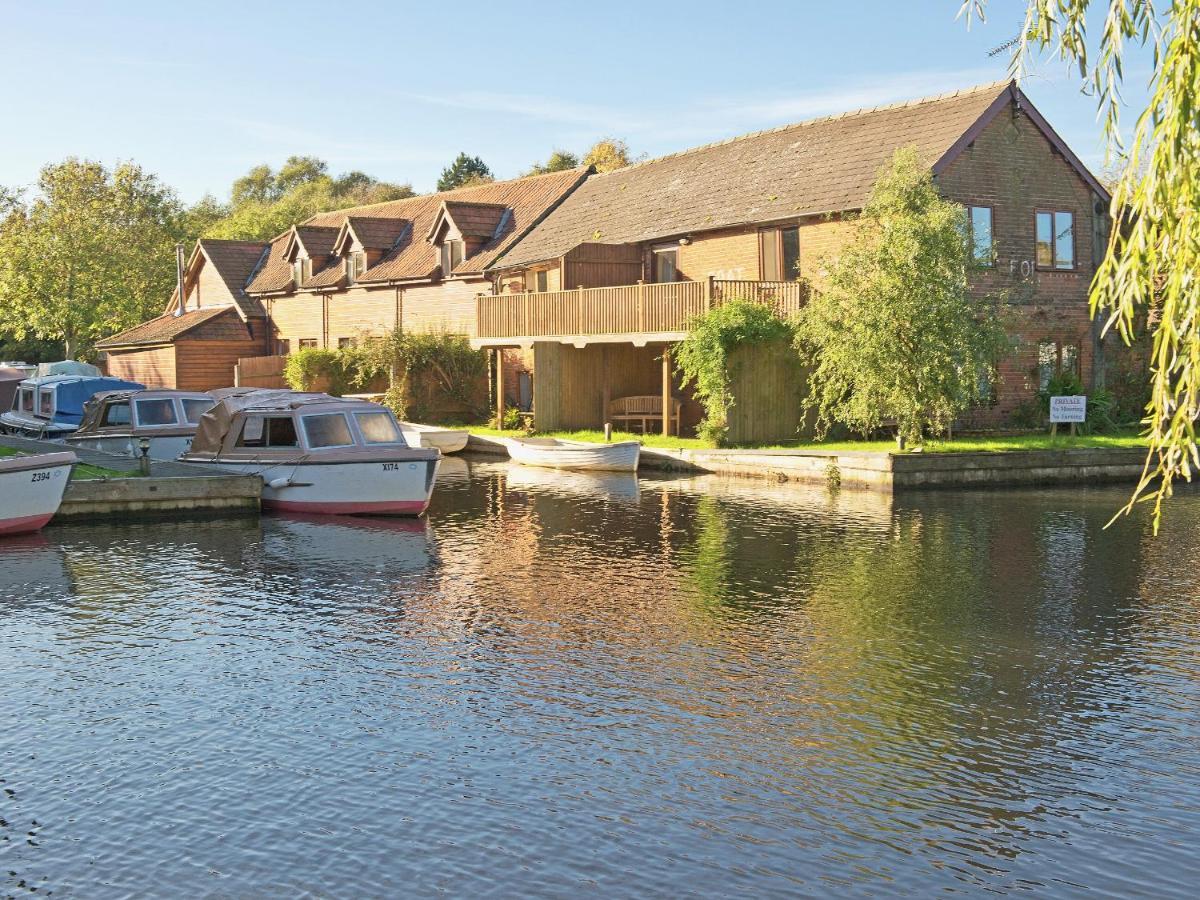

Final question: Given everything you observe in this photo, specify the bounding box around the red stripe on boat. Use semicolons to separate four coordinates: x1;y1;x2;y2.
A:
266;499;429;517
0;513;54;536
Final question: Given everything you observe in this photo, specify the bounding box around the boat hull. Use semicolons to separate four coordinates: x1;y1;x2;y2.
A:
502;439;641;472
400;425;469;454
0;452;76;536
195;457;439;517
66;434;194;461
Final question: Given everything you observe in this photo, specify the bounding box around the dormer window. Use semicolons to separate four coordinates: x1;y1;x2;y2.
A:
294;259;307;288
440;239;464;276
346;251;364;284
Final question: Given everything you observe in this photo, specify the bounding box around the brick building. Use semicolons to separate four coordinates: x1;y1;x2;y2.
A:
480;80;1116;436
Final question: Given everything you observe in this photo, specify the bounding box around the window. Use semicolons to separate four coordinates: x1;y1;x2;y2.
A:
16;386;32;412
1037;339;1081;389
355;411;403;444
653;246;678;283
760;227;800;280
182;398;214;424
276;339;291;355
441;240;464;275
346;252;364;284
101;401;132;427
135;399;177;426
298;338;318;349
236;416;298;448
1036;210;1075;270
38;388;53;418
337;337;355;349
303;413;355;449
968;206;994;267
535;269;549;292
294;259;306;287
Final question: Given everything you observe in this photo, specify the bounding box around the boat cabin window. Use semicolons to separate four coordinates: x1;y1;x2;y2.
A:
182;398;213;424
101;401;132;427
236;415;298;448
354;411;403;444
37;388;54;418
135;398;177;427
303;413;355;449
16;386;33;412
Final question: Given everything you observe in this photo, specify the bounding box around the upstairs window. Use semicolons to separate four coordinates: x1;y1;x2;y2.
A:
1036;210;1075;270
535;269;549;292
653;246;679;283
346;251;364;284
294;259;308;287
760;227;800;280
968;206;994;267
441;240;464;275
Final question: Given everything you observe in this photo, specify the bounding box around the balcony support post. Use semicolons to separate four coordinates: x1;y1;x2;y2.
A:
661;345;672;437
495;348;506;427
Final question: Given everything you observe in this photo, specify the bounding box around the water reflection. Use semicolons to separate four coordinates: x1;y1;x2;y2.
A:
1;464;1196;897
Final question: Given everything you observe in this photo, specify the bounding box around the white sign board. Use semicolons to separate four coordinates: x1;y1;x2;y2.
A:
1050;395;1087;424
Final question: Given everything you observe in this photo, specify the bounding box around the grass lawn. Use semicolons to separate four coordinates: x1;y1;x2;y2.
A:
467;426;1147;454
0;443;133;478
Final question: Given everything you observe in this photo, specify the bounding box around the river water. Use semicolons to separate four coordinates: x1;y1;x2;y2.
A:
2;458;1198;897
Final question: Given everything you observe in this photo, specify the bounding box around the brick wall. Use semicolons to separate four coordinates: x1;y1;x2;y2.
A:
678;227;760;281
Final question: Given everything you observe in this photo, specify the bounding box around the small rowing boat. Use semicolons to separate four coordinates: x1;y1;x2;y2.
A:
0;451;76;536
500;437;641;472
400;422;469;454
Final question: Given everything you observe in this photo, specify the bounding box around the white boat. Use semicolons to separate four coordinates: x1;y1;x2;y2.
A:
0;451;76;536
500;437;641;472
179;389;440;516
66;389;216;460
400;422;469;454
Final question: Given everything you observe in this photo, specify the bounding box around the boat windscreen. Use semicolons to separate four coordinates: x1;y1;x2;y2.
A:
37;388;53;418
354;411;403;444
182;398;213;424
303;413;355;449
136;398;178;426
102;402;132;427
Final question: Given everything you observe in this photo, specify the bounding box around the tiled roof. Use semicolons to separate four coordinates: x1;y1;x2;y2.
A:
290;226;339;261
304;258;347;289
199;239;268;317
494;81;1013;269
96;306;236;349
439;201;509;238
245;167;587;293
344;216;410;250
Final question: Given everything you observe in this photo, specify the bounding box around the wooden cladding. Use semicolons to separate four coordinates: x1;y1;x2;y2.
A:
476;278;806;341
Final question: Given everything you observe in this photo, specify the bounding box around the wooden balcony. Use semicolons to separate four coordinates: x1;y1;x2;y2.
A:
473;278;806;347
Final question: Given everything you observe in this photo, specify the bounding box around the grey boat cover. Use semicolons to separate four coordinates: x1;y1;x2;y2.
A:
190;389;345;456
37;360;102;377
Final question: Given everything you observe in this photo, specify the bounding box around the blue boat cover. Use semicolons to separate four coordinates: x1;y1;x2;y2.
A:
43;377;145;426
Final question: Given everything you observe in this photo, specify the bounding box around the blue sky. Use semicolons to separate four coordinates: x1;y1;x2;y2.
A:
0;0;1153;203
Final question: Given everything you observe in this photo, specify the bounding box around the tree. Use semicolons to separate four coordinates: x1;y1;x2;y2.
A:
437;153;493;192
959;1;1198;526
582;138;635;173
0;159;183;359
525;150;580;176
793;147;1010;444
201;159;416;241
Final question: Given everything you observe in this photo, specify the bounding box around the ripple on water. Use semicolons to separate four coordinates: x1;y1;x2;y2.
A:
1;468;1199;897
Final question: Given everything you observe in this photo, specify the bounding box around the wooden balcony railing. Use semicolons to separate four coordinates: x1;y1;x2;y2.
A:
475;277;806;343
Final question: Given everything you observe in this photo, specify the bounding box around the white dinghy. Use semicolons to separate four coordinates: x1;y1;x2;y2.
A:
500;437;641;473
0;451;76;536
180;389;440;516
400;422;469;454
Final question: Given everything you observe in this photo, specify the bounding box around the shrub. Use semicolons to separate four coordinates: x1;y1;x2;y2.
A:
363;329;489;424
283;345;383;396
674;299;797;446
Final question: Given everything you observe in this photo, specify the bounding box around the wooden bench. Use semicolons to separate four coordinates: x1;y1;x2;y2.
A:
608;395;682;436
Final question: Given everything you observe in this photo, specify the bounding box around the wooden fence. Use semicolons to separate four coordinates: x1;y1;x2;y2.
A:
235;354;288;389
476;277;806;342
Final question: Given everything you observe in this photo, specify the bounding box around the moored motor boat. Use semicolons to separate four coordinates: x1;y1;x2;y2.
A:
66;389;216;460
179;389;440;516
0;451;76;536
500;437;641;472
400;422;469;454
0;374;145;438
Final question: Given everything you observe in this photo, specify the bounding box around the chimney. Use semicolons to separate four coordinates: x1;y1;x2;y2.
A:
174;243;186;317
